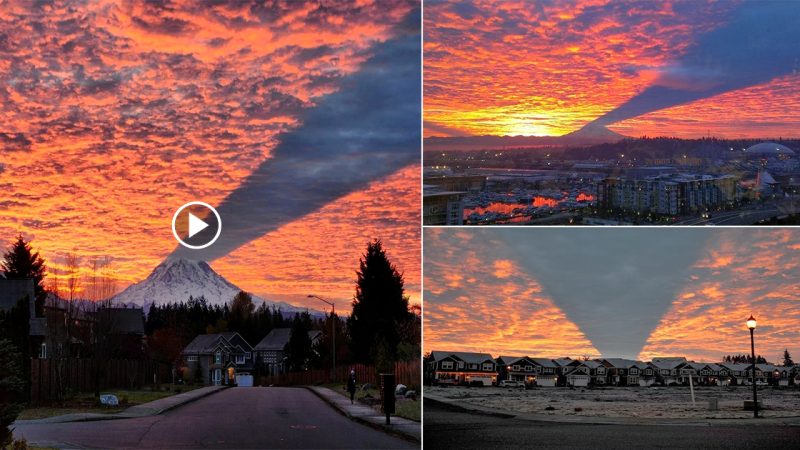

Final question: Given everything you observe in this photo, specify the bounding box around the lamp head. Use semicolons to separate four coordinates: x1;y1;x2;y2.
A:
747;315;757;330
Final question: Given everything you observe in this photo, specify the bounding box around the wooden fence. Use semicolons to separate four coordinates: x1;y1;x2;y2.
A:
257;359;420;388
30;358;171;404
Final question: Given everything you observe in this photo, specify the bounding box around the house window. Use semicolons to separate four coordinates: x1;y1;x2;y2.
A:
482;363;493;371
245;352;251;358
457;361;464;369
597;367;605;374
38;343;47;359
215;351;222;364
630;368;639;375
661;369;669;375
469;364;477;370
442;361;454;370
187;356;198;362
645;369;652;375
524;366;532;372
512;365;520;371
235;355;245;364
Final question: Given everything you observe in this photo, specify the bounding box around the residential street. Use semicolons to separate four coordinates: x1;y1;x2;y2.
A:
424;399;800;449
13;387;416;449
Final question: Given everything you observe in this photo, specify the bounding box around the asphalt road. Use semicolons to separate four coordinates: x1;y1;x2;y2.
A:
424;399;800;450
14;387;415;449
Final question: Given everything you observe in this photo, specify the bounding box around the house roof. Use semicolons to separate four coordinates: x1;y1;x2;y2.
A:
602;358;640;368
183;334;232;354
0;278;34;312
253;328;321;351
552;358;574;367
497;356;529;366
529;358;557;368
720;363;751;371
580;360;603;369
430;351;494;365
649;358;686;370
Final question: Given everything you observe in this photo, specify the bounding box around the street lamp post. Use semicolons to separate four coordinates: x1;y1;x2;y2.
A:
309;295;335;381
747;314;758;418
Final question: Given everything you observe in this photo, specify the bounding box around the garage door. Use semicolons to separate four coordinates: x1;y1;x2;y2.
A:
236;374;253;387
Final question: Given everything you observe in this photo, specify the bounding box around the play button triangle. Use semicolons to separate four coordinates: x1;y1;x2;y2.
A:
188;213;209;238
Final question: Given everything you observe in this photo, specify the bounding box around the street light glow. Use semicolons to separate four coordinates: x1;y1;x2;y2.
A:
747;315;757;330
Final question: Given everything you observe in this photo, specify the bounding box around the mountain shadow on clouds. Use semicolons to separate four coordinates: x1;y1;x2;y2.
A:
170;8;421;262
585;1;800;130
497;229;712;359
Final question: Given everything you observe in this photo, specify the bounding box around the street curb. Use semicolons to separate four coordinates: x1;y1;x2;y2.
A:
14;386;228;425
424;394;800;427
303;386;421;443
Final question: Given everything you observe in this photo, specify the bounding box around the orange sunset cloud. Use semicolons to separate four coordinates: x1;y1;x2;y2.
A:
424;0;800;138
0;0;419;309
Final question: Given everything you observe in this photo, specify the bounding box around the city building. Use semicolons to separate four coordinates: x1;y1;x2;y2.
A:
597;174;738;215
423;187;465;225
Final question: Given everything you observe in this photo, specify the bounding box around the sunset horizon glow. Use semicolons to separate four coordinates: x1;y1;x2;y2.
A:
424;0;800;140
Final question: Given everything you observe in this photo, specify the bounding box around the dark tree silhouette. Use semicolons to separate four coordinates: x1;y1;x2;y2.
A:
2;234;46;315
783;349;794;367
286;313;312;372
348;240;412;366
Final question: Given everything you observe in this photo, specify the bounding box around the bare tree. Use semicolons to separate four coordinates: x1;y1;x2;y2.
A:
47;253;86;400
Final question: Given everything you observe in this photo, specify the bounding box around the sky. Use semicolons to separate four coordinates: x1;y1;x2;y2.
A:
424;228;800;363
0;0;420;309
424;0;800;138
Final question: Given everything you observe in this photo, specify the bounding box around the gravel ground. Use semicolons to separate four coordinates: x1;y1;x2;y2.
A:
427;385;800;419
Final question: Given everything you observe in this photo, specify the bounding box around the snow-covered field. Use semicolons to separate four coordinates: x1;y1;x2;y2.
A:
427;386;800;419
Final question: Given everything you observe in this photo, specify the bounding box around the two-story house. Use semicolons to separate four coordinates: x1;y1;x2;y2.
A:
496;356;539;385
182;332;255;385
253;328;322;376
426;351;498;386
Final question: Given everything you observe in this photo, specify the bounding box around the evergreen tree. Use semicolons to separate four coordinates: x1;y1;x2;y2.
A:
349;240;412;364
783;349;794;366
0;339;25;447
286;314;312;372
2;234;47;315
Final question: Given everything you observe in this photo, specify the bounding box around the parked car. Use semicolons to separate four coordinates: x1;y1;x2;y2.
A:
499;380;523;388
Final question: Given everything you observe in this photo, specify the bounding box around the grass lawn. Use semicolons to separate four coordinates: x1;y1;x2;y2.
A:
322;383;421;422
18;385;202;420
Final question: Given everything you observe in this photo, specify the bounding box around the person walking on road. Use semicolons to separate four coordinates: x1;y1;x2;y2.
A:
347;369;357;404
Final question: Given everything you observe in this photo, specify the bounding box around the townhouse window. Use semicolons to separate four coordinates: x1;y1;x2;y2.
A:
482;363;493;371
442;361;453;370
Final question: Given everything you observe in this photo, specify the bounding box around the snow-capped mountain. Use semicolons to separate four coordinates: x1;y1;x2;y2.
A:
113;258;308;314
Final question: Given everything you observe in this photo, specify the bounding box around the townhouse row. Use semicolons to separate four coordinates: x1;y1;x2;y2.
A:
425;351;800;387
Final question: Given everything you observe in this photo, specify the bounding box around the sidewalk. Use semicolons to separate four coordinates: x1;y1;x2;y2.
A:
425;393;800;427
306;386;421;442
14;386;227;425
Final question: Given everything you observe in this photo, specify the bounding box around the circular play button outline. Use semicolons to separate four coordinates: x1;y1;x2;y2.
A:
172;201;222;250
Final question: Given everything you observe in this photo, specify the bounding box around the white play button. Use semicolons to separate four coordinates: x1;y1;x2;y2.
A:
188;213;209;238
171;202;222;250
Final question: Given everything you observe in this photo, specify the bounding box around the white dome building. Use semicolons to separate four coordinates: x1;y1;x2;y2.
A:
744;142;795;156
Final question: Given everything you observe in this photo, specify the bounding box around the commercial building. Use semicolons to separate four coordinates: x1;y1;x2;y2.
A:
597;174;737;215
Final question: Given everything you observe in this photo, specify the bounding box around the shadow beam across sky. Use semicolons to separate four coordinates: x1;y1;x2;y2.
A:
170;9;421;262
